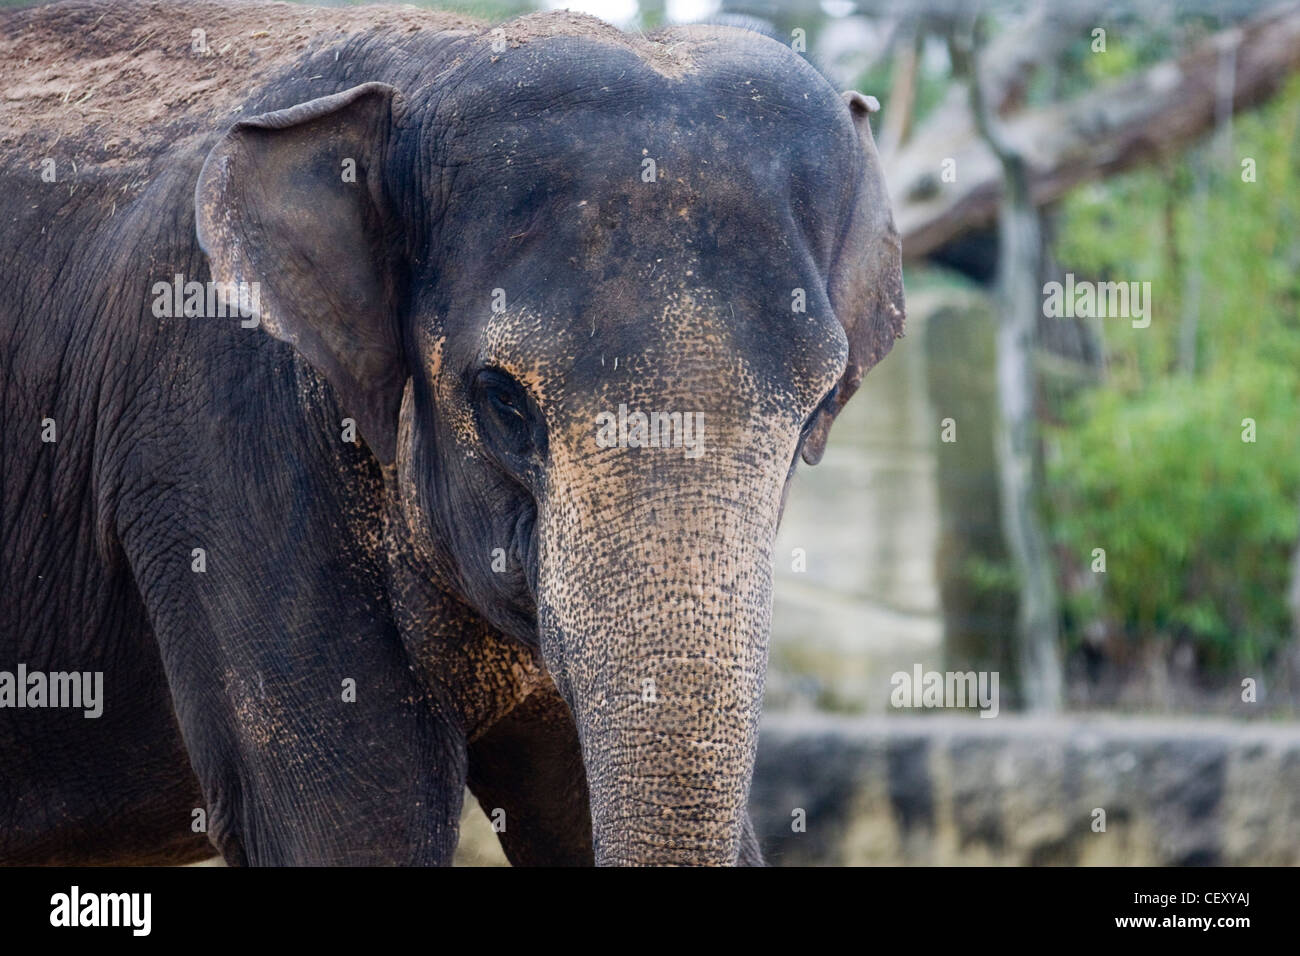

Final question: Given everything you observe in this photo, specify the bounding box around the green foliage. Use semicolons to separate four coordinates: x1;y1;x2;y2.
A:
963;554;1019;595
1050;369;1299;668
1048;76;1300;670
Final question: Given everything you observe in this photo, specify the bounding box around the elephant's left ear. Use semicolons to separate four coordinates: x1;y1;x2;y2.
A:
802;90;906;466
196;82;406;465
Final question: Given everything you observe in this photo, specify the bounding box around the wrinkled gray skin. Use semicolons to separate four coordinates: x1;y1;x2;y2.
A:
0;0;903;865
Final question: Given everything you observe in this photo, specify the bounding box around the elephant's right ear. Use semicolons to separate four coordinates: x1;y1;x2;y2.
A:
196;82;406;466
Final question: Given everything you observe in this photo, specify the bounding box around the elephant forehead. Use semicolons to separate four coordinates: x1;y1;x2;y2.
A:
479;11;702;79
440;21;852;124
432;30;859;215
420;26;855;434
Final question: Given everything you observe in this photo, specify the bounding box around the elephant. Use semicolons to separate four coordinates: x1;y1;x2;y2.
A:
0;0;904;866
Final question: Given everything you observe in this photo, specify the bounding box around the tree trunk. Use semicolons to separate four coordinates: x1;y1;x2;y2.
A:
993;162;1064;712
953;15;1065;711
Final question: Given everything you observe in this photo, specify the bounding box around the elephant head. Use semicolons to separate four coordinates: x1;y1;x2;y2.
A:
197;21;903;866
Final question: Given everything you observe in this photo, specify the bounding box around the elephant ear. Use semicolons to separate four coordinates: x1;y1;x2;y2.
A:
196;82;406;465
802;90;906;466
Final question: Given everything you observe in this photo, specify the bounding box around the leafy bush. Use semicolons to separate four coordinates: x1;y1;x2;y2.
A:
1050;367;1299;669
1048;76;1300;671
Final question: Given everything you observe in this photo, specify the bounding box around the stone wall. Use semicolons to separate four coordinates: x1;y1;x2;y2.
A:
750;713;1300;866
455;713;1300;865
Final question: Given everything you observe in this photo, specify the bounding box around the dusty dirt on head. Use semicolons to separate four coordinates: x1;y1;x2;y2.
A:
494;9;699;78
0;0;717;162
0;0;481;161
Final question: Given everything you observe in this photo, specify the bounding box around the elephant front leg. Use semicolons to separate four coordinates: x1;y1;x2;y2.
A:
171;633;468;866
466;680;593;866
128;542;467;864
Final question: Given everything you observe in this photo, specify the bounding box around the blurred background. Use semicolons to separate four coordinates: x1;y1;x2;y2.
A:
435;0;1300;865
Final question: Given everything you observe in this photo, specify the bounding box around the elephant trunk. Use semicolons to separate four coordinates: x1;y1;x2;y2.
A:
537;445;784;866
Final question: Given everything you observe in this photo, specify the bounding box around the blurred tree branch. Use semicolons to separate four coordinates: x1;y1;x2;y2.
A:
878;20;920;152
888;1;1300;261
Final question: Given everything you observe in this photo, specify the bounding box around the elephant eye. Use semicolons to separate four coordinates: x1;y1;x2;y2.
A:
488;384;523;419
472;367;546;467
788;385;838;479
801;383;839;440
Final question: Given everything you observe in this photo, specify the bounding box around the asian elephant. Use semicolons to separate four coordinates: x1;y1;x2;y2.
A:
0;0;903;865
